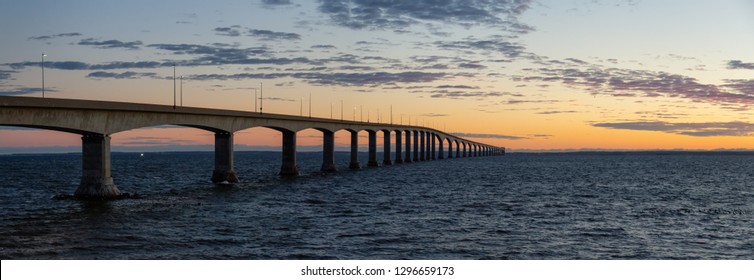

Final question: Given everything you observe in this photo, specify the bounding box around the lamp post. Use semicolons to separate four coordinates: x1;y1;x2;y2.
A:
41;53;47;98
180;76;183;107
259;82;263;114
172;64;176;109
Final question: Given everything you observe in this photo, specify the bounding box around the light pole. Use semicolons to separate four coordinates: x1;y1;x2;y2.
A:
309;92;312;118
341;100;343;121
180;76;183;107
259;82;263;114
172;64;176;109
41;53;46;98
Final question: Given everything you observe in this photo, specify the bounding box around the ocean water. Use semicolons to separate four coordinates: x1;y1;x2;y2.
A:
0;151;752;259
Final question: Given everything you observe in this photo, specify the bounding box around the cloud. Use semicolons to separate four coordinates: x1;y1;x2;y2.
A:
593;121;754;137
311;44;336;49
502;99;564;104
7;61;89;70
434;37;528;59
429;91;508;99
187;71;447;87
458;63;487;69
214;26;242;37
722;79;754;96
262;97;296;102
262;0;292;5
87;71;158;79
89;61;169;70
452;132;527;140
726;60;754;70
28;32;82;40
78;38;143;50
0;87;55;96
420;113;448;117
146;43;309;66
0;70;14;80
247;29;301;40
118;136;201;146
517;65;754;106
296;71;447;86
317;0;534;33
435;85;479;89
536;110;578;114
7;42;313;72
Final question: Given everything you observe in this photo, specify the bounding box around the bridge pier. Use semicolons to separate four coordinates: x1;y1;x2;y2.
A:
447;140;453;158
404;130;412;163
455;142;460;158
429;133;437;160
368;130;378;167
349;131;360;169
383;130;393;165
413;130;419;161
320;130;337;172
438;136;444;159
211;132;239;183
394;130;403;163
419;131;426;161
279;130;299;176
427;133;433;160
75;134;122;199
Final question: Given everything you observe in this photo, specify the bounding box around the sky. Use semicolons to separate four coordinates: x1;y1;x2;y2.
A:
1;0;753;153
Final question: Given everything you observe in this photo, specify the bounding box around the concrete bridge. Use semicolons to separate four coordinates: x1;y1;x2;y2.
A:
0;96;505;199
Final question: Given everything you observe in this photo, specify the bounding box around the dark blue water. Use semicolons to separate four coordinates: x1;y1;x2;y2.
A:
1;151;753;259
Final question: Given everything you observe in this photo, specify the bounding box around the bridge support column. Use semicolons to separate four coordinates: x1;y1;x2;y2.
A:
75;134;122;199
419;131;425;161
404;131;412;163
394;131;403;163
279;130;299;176
430;133;435;160
438;137;444;160
447;140;453;158
321;130;337;172
349;131;360;169
456;142;460;158
413;131;419;161
211;132;239;183
462;144;467;157
383;131;392;165
368;131;378;167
